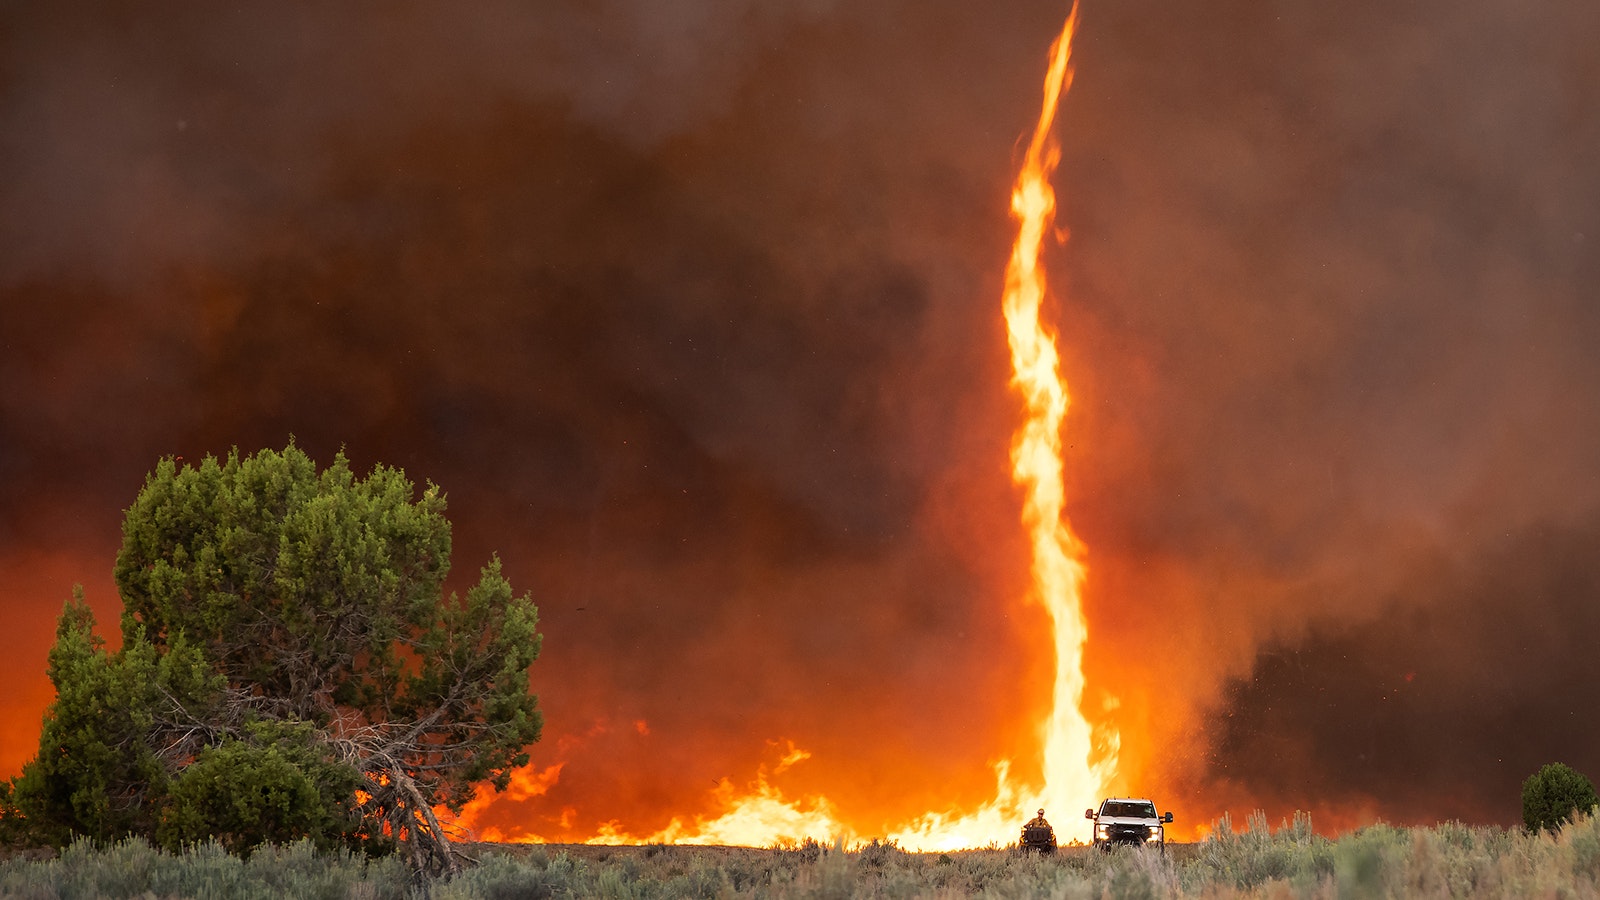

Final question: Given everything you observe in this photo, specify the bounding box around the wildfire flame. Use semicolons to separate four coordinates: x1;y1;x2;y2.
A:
891;3;1117;849
628;744;845;847
453;4;1114;850
996;0;1117;821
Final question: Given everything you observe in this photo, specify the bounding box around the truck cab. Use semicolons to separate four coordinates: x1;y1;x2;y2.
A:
1086;798;1173;851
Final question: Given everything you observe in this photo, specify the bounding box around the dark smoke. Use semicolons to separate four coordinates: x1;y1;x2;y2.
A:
4;0;1599;837
1059;0;1600;826
1198;514;1600;826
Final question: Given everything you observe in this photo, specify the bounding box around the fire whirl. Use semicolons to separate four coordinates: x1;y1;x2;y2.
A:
451;5;1116;850
995;0;1119;831
891;0;1118;850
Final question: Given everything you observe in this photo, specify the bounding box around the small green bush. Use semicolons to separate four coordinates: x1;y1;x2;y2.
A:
1523;762;1600;834
852;837;908;869
156;721;364;856
1191;809;1332;892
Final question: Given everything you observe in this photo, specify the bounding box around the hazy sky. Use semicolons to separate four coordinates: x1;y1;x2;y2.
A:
3;0;1598;838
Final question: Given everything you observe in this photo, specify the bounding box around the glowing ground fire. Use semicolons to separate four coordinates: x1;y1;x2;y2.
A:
451;5;1115;850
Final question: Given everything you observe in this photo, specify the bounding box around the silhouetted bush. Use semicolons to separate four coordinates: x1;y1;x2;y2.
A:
1523;762;1600;833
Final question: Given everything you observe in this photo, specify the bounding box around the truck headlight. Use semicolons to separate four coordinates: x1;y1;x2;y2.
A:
1146;827;1163;842
1095;825;1110;838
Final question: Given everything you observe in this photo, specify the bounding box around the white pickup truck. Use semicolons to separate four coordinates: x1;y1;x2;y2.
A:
1086;797;1173;851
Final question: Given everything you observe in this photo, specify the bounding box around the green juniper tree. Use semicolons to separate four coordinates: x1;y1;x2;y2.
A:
10;590;221;847
14;444;542;873
1522;762;1599;834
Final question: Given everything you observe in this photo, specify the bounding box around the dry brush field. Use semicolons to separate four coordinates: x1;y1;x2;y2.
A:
3;811;1600;898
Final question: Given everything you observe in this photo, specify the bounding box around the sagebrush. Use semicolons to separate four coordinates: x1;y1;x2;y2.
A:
6;811;1600;898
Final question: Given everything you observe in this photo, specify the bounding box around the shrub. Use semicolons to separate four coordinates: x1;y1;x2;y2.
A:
11;818;1600;898
1191;809;1332;892
853;837;908;869
1523;762;1600;833
0;836;410;900
156;721;364;856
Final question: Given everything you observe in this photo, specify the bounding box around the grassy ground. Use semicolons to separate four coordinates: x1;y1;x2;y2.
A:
3;811;1599;898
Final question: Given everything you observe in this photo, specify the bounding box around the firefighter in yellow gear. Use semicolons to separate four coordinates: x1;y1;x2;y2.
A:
1020;808;1056;852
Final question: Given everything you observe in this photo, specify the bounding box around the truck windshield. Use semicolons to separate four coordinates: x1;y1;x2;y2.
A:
1104;801;1157;818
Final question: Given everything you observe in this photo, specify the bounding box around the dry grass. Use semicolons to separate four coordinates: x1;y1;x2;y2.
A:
4;813;1600;898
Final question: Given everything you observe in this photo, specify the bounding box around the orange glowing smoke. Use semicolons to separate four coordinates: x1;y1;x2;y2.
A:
452;6;1114;850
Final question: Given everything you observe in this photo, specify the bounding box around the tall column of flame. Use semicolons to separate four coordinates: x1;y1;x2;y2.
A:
889;5;1115;848
1001;1;1115;821
452;6;1114;849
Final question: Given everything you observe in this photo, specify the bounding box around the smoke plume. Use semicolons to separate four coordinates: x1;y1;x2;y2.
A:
3;0;1598;838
